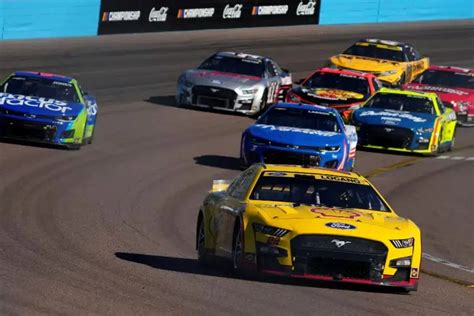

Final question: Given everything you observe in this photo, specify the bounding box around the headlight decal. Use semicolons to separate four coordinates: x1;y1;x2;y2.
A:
242;88;258;95
390;238;414;248
253;223;289;237
248;135;270;146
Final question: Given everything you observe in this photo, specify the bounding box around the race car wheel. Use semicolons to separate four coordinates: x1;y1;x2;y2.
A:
66;144;81;150
447;128;456;152
232;220;244;272
88;127;95;145
239;142;249;170
259;89;268;114
80;123;89;146
197;214;210;265
436;129;445;154
175;94;187;107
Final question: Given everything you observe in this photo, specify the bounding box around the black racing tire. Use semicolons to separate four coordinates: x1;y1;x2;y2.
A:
436;129;444;154
447;128;456;152
232;219;244;272
175;93;187;107
239;145;249;170
88;127;95;145
88;115;98;145
196;213;211;266
80;123;88;146
66;143;81;150
259;89;269;114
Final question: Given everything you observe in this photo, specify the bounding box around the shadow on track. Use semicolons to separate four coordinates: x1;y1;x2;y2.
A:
357;146;428;157
115;252;411;295
194;155;242;171
145;95;177;107
145;95;256;119
0;137;72;151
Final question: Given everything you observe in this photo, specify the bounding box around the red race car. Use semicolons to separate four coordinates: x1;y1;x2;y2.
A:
286;67;381;121
404;66;474;126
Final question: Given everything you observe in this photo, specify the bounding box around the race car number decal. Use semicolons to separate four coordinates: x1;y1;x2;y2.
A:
0;93;72;113
86;100;98;116
446;111;456;121
267;81;279;104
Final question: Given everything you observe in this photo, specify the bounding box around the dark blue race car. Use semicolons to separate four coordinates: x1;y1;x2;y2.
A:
240;103;358;171
0;71;98;149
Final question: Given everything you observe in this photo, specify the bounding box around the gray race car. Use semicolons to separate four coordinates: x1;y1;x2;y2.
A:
176;52;292;115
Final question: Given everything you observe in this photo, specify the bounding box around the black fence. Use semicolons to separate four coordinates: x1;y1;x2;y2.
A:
98;0;321;35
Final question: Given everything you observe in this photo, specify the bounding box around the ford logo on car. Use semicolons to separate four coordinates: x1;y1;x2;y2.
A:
325;222;357;230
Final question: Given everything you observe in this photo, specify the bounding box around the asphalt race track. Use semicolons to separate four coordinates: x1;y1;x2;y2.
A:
0;20;473;315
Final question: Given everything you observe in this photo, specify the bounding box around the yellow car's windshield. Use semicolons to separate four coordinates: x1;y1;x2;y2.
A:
344;43;405;62
250;172;389;212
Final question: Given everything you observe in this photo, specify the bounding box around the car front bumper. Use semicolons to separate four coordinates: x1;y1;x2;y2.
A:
355;124;437;154
243;232;419;291
0;115;82;146
177;84;263;115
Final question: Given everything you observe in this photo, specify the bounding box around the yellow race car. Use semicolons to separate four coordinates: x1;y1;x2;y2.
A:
196;164;421;292
329;39;429;87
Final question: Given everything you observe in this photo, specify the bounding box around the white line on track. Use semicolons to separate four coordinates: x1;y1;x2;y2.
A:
434;156;474;161
423;253;474;274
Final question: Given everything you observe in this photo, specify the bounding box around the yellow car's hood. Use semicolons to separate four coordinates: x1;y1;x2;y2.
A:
331;54;403;73
254;204;412;235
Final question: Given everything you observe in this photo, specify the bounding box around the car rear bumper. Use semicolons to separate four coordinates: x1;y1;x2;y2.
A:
456;112;474;126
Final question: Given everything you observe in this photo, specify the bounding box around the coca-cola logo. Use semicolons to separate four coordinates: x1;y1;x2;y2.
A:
297;0;317;16
149;7;168;22
223;4;243;19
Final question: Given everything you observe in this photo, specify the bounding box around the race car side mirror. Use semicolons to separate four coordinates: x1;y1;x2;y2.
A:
295;78;305;85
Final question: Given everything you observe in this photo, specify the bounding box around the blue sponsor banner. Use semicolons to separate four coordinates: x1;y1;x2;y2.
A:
0;0;100;40
320;0;474;25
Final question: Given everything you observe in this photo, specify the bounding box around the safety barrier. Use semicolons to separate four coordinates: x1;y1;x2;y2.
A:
320;0;474;24
97;0;321;35
0;0;472;40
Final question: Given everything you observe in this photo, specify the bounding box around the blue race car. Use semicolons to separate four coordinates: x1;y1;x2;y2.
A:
240;102;358;170
351;88;457;154
0;71;98;149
